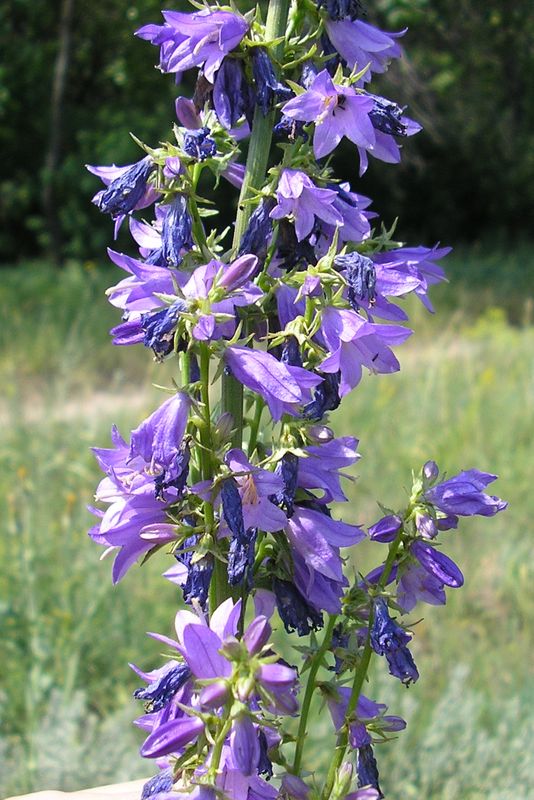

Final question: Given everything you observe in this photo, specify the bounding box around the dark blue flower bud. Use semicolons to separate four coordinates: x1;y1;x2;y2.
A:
213;58;255;128
141;300;187;358
134;663;191;712
276;220;317;271
281;336;302;368
238;197;276;263
252;48;292;115
183;127;217;161
95;156;154;218
330;623;350;673
302;372;341;420
334;252;376;310
369;96;408;137
155;443;190;500
272;452;299;517
221;478;256;586
318;0;364;21
357;745;383;797
162;194;193;266
257;730;273;779
273;115;308;143
141;769;174;800
272;577;324;636
370;598;419;686
221;477;245;540
228;526;257;587
144;247;165;267
175;534;213;609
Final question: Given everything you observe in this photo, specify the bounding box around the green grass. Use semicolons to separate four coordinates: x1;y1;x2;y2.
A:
0;250;533;797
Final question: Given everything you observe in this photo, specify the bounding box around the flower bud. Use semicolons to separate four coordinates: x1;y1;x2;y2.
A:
423;460;439;482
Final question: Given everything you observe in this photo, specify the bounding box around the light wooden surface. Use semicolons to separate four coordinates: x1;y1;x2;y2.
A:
5;779;147;800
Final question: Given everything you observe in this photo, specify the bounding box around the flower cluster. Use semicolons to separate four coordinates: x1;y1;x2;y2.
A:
86;2;506;799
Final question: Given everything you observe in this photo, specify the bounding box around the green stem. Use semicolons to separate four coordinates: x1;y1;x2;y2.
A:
247;395;265;457
199;343;226;613
214;0;290;615
292;615;337;774
321;532;405;800
189;164;211;260
231;0;290;253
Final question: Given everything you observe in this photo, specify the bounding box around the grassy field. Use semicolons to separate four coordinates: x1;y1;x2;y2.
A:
1;249;533;798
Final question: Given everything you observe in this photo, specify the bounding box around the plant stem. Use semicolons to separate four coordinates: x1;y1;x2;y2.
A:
199;343;226;613
247;395;265;457
215;0;290;611
321;532;405;799
231;0;290;253
292;615;337;774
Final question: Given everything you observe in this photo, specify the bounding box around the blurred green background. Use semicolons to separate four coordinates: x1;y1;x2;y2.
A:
1;0;533;798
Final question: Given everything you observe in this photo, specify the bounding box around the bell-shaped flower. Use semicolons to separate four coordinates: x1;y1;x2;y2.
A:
369;598;419;685
270;169;343;241
425;468;507;518
87;157;159;235
319;307;412;396
323;19;404;85
136;10;249;82
224;346;322;421
297;435;360;503
282;71;376;160
326;684;406;749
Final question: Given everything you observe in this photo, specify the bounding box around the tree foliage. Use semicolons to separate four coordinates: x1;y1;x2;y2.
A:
0;0;532;264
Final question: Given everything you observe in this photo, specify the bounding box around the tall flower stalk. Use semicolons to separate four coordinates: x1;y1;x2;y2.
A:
87;2;506;799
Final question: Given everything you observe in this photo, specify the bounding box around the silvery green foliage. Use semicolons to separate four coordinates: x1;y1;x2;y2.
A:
375;666;534;799
0;690;145;797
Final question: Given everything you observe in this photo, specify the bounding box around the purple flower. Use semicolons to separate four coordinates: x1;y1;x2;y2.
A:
285;505;364;613
297;436;360;503
270;169;343;241
224;346;322;421
88;156;155;219
141;769;174;800
272;452;300;516
356;745;382;798
221;476;256;586
372;245;451;313
326;686;406;749
136;10;249;82
182;127;217;161
272;576;324;636
167;534;213;609
134;662;192;712
396;560;446;613
213;58;255;128
302;372;341;419
282;71;375;160
141;715;205;759
329;184;374;244
410;540;464;588
224;449;288;532
318;0;364;21
129;393;191;490
335;253;377;311
161;195;193;265
319;307;412;396
238;198;276;264
251;47;292;114
425;469;507;518
105;249;178;312
323;19;404;85
368;514;402;543
370;598;419;685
